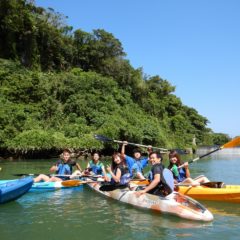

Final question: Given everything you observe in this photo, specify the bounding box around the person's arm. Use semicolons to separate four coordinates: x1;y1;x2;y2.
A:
75;162;82;172
183;162;191;178
121;141;128;158
136;174;160;196
83;162;91;174
140;146;152;168
107;167;121;183
50;162;58;173
147;145;152;154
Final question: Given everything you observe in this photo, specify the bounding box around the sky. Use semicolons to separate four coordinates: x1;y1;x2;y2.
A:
35;0;240;137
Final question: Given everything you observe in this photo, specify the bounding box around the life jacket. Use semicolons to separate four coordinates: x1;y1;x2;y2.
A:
111;166;131;185
148;166;174;196
89;160;103;175
177;168;187;182
56;163;72;175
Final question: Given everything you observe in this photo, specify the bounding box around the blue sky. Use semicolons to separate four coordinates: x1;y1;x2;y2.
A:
35;0;240;137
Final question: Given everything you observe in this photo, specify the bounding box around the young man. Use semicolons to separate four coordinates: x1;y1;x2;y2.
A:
135;152;173;197
34;149;82;182
121;141;151;179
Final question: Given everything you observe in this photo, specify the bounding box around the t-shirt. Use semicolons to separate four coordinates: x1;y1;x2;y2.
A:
171;164;179;178
125;155;148;176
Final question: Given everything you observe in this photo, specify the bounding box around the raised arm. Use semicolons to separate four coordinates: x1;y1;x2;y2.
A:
121;141;128;158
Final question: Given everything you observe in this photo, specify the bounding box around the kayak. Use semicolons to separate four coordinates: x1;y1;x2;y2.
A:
0;179;83;191
0;177;33;204
177;185;240;203
86;180;213;222
30;180;83;191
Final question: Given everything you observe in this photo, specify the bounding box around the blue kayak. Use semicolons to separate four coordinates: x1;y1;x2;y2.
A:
30;181;83;191
0;179;84;191
0;177;33;204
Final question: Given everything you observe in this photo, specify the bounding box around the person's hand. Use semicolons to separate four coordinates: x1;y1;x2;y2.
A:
104;175;111;182
183;162;189;168
122;141;128;145
135;190;146;197
50;166;57;172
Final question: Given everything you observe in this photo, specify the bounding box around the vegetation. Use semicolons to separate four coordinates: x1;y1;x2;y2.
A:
0;0;230;158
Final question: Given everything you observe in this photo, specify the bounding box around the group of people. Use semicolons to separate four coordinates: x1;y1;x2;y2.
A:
34;142;210;197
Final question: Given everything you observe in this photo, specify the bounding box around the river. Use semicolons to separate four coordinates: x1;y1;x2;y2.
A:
0;152;240;240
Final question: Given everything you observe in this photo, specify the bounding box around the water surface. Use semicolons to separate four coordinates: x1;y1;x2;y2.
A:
0;154;240;240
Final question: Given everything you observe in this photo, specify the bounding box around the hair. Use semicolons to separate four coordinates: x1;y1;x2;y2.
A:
168;150;182;169
133;148;141;154
91;151;101;157
111;152;123;170
63;148;71;154
149;151;162;160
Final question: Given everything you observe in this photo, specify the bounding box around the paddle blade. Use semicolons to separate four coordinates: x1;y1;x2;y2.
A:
99;184;127;191
222;137;240;149
94;134;113;142
61;180;82;187
13;173;38;177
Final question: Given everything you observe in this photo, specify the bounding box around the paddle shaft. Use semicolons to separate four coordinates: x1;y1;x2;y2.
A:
94;134;168;152
188;147;221;164
178;137;240;168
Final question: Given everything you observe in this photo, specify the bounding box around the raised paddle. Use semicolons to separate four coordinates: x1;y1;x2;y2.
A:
178;136;240;168
94;134;168;152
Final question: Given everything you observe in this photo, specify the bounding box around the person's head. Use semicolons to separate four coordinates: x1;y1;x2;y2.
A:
149;152;162;165
169;150;181;166
92;152;100;162
133;148;141;159
62;149;71;162
111;152;123;169
112;152;122;164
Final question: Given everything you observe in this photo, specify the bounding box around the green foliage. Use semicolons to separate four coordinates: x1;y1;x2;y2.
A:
0;1;221;156
211;133;230;146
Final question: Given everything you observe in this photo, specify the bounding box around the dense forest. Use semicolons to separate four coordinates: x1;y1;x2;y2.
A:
0;0;229;158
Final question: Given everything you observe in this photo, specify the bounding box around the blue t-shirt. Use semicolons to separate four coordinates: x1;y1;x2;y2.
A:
125;155;148;177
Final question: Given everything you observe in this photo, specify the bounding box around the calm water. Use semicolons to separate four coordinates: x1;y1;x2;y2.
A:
1;153;240;240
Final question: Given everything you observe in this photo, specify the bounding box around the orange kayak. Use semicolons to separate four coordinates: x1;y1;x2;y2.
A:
177;185;240;203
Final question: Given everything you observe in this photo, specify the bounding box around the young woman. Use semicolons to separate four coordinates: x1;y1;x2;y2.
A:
168;150;209;186
106;152;130;185
84;152;110;180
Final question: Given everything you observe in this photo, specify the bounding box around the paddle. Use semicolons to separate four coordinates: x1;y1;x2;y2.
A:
181;136;240;166
99;184;128;191
61;180;89;187
13;173;91;178
99;179;150;191
94;134;168;152
61;179;105;187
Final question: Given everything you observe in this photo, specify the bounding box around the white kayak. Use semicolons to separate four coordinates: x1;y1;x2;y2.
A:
87;180;214;222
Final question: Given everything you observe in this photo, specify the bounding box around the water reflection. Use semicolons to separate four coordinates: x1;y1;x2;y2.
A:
201;201;240;217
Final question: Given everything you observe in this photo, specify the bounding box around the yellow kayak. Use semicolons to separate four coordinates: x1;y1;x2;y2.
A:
177;185;240;203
